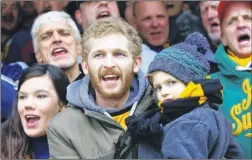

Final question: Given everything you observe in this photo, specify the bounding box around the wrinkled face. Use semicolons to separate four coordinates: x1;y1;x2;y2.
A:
221;2;252;58
36;21;79;69
124;1;134;25
34;0;67;14
18;76;62;138
76;1;119;30
1;1;19;31
151;71;186;103
164;1;183;17
134;1;169;47
200;1;221;42
20;1;36;16
83;34;141;99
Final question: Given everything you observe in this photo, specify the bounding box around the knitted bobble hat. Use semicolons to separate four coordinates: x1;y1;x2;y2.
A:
148;32;211;84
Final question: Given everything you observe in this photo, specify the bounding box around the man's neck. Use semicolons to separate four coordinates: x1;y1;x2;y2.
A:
95;91;130;109
63;63;80;83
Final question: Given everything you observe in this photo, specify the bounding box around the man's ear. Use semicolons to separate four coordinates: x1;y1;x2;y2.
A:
35;52;43;63
62;1;69;8
81;58;89;75
77;41;83;56
220;31;227;46
133;56;142;73
75;10;82;25
131;17;138;29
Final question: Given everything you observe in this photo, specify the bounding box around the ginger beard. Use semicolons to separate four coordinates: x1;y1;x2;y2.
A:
89;64;134;99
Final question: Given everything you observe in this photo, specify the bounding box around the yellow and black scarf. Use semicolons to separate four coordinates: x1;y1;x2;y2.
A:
160;79;222;123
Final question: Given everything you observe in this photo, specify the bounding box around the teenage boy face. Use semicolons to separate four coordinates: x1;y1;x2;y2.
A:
151;71;186;103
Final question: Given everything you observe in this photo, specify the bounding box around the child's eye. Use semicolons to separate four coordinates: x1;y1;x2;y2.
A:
167;80;177;86
154;86;162;92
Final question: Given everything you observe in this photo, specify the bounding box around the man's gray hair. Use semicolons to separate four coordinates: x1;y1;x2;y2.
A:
31;11;81;53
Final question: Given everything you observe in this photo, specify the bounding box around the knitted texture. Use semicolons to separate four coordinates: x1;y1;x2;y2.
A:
148;32;210;84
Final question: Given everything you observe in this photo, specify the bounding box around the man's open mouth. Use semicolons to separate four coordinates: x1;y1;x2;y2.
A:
150;31;162;35
52;47;67;56
97;11;111;19
210;22;220;30
102;74;120;86
238;33;250;44
102;74;119;81
166;4;174;9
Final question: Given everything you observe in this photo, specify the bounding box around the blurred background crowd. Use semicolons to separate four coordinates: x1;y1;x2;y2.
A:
1;1;251;158
1;1;220;66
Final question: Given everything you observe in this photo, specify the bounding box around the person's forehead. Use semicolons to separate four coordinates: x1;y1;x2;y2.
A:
90;34;128;46
200;1;219;8
88;34;130;54
38;21;72;34
20;75;54;92
152;71;175;84
136;1;166;15
137;1;165;9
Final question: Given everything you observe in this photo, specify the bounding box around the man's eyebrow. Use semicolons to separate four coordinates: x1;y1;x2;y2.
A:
40;30;53;36
112;49;128;54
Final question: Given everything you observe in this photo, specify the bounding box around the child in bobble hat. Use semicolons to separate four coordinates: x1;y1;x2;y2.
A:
125;32;243;158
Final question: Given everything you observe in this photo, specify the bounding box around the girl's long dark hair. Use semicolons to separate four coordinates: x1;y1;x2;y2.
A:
1;64;69;159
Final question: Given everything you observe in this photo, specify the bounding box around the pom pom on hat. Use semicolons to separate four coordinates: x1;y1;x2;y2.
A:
148;32;211;84
185;32;210;54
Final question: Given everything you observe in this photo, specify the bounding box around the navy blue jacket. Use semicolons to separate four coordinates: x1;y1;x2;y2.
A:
138;103;243;158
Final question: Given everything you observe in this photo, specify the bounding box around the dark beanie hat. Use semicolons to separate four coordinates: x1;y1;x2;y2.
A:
148;32;211;84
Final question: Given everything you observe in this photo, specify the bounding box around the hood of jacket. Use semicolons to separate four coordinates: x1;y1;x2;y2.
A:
66;71;149;115
214;44;251;79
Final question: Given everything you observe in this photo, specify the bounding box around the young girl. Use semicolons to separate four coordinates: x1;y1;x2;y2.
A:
126;32;243;158
1;64;69;159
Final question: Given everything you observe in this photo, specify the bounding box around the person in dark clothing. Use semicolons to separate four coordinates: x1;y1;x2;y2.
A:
126;32;243;158
1;1;22;60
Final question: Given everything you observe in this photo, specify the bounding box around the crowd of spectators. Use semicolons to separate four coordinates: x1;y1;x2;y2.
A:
1;1;251;159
